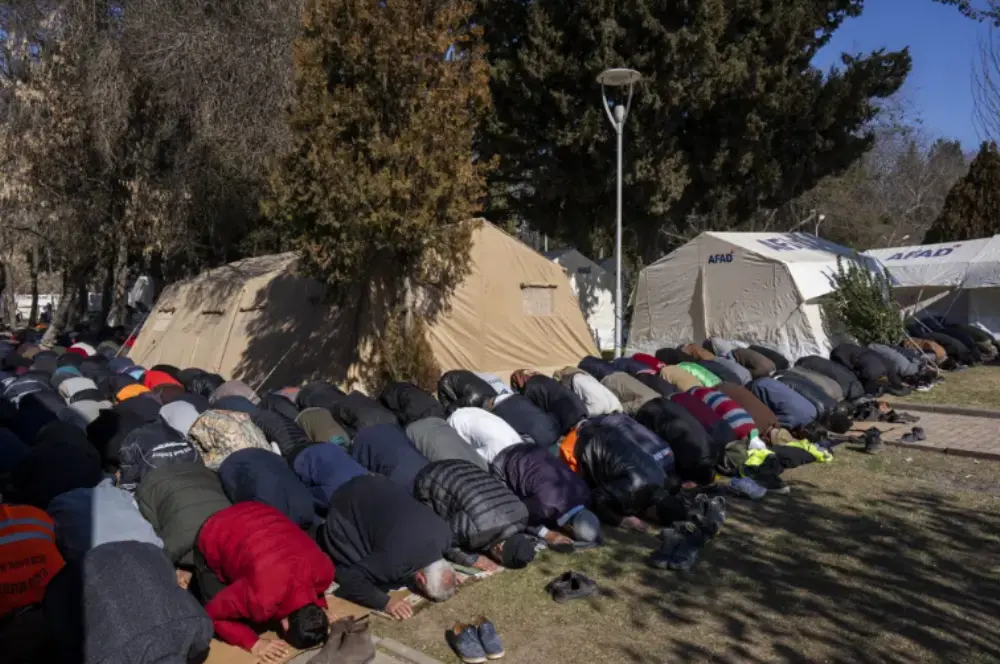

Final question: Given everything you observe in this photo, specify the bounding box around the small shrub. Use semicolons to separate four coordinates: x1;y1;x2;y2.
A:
825;256;905;346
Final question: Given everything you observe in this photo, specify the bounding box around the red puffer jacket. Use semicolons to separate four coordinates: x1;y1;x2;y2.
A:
197;502;334;651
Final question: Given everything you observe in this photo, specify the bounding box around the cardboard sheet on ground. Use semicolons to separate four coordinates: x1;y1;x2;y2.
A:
205;596;369;664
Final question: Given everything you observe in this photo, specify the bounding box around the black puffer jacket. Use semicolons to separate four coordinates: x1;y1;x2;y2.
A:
777;373;838;419
250;409;312;458
188;373;225;399
258;392;300;422
413;459;529;551
577;356;615;381
437;371;497;414
520;375;587;435
490;395;561;449
830;343;896;392
635;397;715;485
749;345;790;371
573;415;666;524
296;381;346;411
330;391;399;434
924;331;978;364
795;356;865;401
379;382;445;426
136;463;231;566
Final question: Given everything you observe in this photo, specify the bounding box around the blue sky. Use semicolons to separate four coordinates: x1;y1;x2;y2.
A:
813;0;994;148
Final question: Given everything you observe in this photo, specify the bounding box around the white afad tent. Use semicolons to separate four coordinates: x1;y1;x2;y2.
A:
545;249;616;351
865;236;1000;336
628;232;876;361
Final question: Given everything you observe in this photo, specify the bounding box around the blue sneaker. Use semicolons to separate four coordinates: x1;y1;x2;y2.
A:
668;522;706;571
729;477;767;500
447;624;487;664
475;617;505;659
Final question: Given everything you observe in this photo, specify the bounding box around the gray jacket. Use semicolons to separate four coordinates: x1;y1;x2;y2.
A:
600;372;659;415
783;366;845;403
868;343;921;378
48;478;164;562
83;541;213;664
405;416;488;470
709;356;753;385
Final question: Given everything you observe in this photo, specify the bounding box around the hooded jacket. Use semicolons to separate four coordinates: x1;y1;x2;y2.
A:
491;442;591;526
635;397;717;484
292;443;367;513
331;392;399;434
296;407;350;445
78;541;213;664
749;345;790;371
594;413;675;475
573;415;666;524
117;421;202;492
601;372;660;415
379;382;445;426
631;353;665;373
187;409;272;469
218;448;316;529
319;474;452;611
208;380;260;406
250;409;312;458
437;371;497;413
564;371;623;417
413;459;529;552
405;416;488;470
795;356;865;401
296;381;346;411
654;348;696;366
198;502;334;651
783;366;845;403
519;374;587;434
447;407;523;464
259;392;300;422
136;463;232;566
750;378;818;430
731;348;777;379
0;504;64;618
698;359;745;385
489;394;562;449
349;423;429;492
831;342;895;389
48;478;164;562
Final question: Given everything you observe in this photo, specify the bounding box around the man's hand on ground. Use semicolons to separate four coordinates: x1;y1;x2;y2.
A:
385;597;414;621
472;555;500;572
544;530;575;548
251;638;291;663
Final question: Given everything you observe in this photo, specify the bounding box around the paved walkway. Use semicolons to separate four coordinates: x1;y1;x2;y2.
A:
878;408;1000;459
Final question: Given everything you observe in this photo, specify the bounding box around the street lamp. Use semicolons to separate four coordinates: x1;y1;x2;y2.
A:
597;67;641;358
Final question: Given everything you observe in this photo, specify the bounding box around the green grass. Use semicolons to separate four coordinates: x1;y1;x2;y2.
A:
897;365;1000;411
376;446;1000;664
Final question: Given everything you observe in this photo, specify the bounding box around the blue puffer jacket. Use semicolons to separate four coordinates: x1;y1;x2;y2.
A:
750;378;817;430
292;442;367;512
349;424;429;492
218;448;316;529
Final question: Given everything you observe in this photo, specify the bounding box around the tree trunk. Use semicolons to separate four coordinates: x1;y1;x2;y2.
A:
0;261;17;328
109;234;129;327
40;273;77;347
99;255;114;328
75;279;89;327
28;242;39;326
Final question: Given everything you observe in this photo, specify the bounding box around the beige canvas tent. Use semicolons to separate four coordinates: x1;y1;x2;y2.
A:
129;220;597;391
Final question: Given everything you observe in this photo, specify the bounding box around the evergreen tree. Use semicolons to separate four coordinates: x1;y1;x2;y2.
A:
924;141;1000;243
476;1;913;259
826;257;905;346
266;0;491;388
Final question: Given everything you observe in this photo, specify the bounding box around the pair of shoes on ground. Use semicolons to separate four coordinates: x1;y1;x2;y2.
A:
859;427;884;454
448;618;504;663
648;495;726;571
545;570;598;603
899;426;926;443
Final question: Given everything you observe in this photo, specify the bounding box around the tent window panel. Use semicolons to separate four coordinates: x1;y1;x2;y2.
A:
522;284;555;316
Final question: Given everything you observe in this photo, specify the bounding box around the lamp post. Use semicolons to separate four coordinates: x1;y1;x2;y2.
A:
597;68;641;358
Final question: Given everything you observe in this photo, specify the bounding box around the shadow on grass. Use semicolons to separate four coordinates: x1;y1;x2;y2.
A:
587;477;1000;664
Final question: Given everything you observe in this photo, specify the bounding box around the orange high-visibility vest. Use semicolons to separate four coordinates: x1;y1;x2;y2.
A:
0;504;65;617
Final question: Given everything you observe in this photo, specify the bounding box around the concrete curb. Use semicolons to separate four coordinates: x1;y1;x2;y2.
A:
884;439;1000;462
373;636;445;664
888;400;1000;420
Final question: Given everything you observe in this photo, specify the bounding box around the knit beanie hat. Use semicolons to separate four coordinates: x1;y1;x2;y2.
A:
500;533;536;569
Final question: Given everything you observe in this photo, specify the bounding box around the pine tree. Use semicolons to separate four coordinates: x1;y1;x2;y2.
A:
826;257;905;346
476;1;913;259
924;141;1000;243
265;0;491;389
